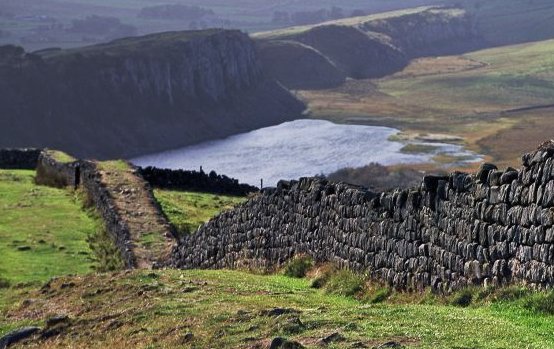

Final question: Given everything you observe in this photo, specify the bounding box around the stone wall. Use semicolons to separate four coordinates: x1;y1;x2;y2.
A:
172;143;554;292
29;151;136;267
79;161;137;268
137;166;258;196
0;148;41;169
35;151;79;188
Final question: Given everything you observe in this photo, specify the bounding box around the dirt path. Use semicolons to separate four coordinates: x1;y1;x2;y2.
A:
97;161;174;269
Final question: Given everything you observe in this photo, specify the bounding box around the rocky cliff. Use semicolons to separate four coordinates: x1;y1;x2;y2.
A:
360;8;482;58
172;142;554;293
255;7;483;90
257;40;346;90
0;30;305;159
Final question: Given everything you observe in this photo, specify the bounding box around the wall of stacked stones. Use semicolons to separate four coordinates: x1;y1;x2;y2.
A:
23;151;137;268
79;161;137;268
138;166;258;196
172;146;554;292
35;151;79;188
0;148;42;169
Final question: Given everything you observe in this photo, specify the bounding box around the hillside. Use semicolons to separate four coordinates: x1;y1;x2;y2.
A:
0;0;450;51
462;0;554;47
255;7;483;89
0;29;305;159
3;269;554;349
300;38;554;168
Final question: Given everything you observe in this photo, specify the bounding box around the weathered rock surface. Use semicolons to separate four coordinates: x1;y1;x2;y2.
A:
0;327;40;349
257;40;346;90
172;142;554;292
0;29;305;159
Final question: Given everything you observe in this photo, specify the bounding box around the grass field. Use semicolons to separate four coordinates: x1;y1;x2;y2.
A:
153;189;246;235
300;38;554;168
0;170;99;286
1;268;553;348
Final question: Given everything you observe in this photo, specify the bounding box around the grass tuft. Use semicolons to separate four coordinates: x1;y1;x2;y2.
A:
523;291;554;315
450;288;474;307
282;255;314;278
323;269;364;297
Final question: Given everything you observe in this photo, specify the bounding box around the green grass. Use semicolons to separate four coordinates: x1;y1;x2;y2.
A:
45;149;76;164
400;144;438;154
0;170;100;285
1;269;553;348
97;160;132;172
153;189;246;234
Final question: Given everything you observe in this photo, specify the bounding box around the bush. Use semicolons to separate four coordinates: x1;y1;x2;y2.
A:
87;228;125;272
310;264;337;289
524;291;554;315
491;286;530;302
283;255;314;278
323;269;364;297
450;289;474;307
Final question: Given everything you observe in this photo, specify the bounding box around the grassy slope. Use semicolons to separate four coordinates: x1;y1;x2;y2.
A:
301;38;554;168
465;0;554;46
0;170;98;286
153;189;246;234
1;269;553;348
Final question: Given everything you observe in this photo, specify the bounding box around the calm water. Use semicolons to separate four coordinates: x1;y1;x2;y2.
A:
132;119;481;186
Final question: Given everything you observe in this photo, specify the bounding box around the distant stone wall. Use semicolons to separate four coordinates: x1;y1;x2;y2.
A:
137;167;258;196
172;143;554;292
35;151;79;188
0;148;42;169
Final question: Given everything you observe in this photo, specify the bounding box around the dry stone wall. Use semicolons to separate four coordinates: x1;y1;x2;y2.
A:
0;148;41;169
79;161;137;268
172;143;554;292
28;150;137;267
35;151;79;188
138;166;258;196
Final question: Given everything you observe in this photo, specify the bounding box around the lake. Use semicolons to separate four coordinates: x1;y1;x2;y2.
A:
132;119;481;186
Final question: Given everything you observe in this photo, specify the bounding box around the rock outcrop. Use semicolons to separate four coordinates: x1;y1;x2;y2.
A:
255;7;484;90
0;29;305;159
172;142;554;292
360;8;482;58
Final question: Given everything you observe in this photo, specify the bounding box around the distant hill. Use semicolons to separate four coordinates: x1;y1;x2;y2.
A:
255;0;554;90
255;7;484;90
0;30;305;159
461;0;554;47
